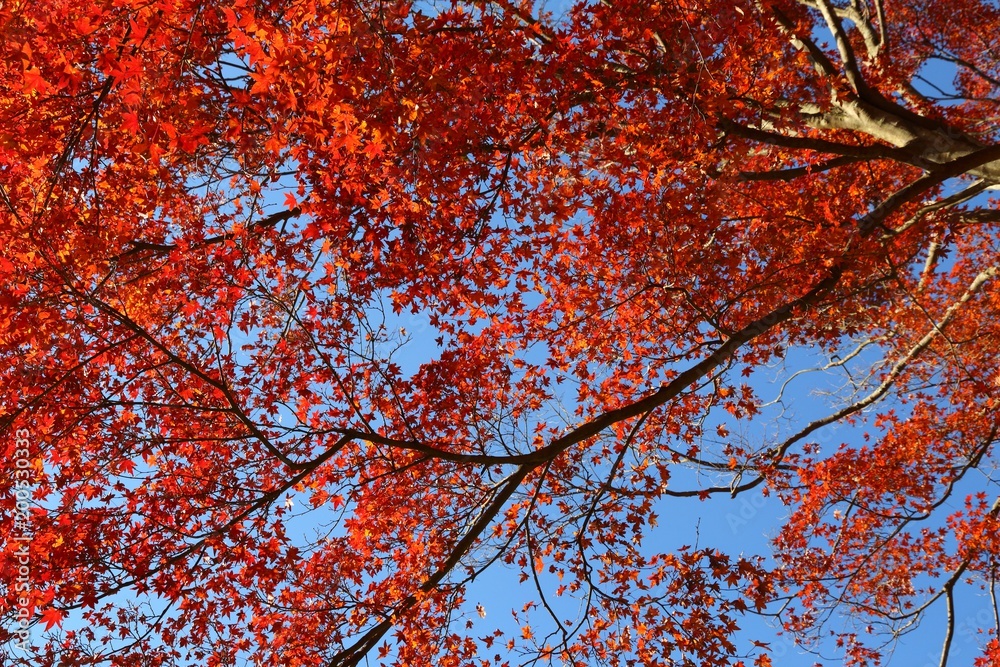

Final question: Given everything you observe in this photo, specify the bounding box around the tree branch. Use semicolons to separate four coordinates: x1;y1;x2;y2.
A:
114;207;302;262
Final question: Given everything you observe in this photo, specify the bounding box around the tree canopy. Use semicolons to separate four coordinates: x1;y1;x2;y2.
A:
3;0;1000;665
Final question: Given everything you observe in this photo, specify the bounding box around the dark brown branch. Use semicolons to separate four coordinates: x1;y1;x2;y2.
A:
328;465;533;667
859;144;1000;236
114;207;302;261
523;263;844;466
319;266;847;665
739;155;865;181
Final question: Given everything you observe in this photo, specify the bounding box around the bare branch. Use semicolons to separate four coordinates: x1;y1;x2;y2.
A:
766;265;999;462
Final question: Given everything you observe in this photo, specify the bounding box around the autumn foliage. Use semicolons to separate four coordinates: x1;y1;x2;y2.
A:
2;0;1000;665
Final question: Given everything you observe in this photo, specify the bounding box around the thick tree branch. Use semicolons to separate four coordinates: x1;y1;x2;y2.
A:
739;155;866;181
328;465;533;667
859;145;1000;236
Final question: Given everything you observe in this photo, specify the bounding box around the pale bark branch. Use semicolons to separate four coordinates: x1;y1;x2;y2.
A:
765;265;999;463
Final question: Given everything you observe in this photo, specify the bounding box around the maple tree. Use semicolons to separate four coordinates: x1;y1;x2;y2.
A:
2;0;1000;664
